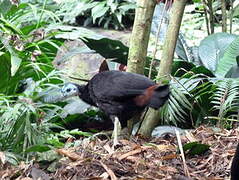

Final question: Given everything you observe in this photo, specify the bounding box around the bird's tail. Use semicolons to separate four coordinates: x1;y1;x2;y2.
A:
148;84;169;109
134;84;170;109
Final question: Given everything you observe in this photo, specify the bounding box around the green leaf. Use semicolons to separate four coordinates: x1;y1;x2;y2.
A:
191;66;215;77
108;0;118;12
193;0;201;2
183;142;210;155
233;4;239;17
210;79;239;124
0;51;4;56
5;3;28;18
57;47;94;65
37;150;59;162
69;129;93;137
91;2;109;23
114;11;122;24
198;32;237;72
11;54;22;76
5;152;19;166
119;3;136;12
0;53;12;93
51;25;99;40
216;37;239;77
25;145;51;153
21;22;47;35
82;37;129;64
171;61;195;77
225;56;239;78
171;61;214;77
0;0;12;16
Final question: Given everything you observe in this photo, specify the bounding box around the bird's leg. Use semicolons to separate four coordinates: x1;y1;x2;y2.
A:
111;116;121;148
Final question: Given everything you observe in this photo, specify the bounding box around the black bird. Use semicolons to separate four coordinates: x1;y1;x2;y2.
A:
61;70;170;147
231;142;239;180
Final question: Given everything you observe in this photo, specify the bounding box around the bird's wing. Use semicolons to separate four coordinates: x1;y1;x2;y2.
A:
89;71;155;101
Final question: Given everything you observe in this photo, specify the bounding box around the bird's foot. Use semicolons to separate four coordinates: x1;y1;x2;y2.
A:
112;135;121;150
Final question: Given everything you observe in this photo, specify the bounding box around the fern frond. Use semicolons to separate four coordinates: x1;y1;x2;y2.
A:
211;79;239;126
160;77;194;125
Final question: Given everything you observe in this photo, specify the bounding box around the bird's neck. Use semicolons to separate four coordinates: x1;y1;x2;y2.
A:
76;84;95;106
75;84;86;94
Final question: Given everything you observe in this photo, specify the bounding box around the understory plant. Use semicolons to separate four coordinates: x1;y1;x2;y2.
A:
0;0;100;161
0;71;64;157
0;0;65;160
55;0;136;29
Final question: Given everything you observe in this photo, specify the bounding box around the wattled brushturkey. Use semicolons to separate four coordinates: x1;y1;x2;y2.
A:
61;70;170;147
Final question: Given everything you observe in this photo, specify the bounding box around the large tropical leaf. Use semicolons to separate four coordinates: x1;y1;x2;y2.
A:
216;37;239;77
82;37;129;64
225;56;239;78
56;46;95;65
198;32;238;72
51;25;100;40
232;2;239;17
151;4;197;63
171;61;215;78
80;37;215;77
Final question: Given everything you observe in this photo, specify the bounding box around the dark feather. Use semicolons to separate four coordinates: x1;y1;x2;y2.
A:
231;143;239;180
64;70;170;127
99;60;110;72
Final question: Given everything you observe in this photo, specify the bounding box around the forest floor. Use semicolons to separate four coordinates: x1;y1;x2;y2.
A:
0;126;237;180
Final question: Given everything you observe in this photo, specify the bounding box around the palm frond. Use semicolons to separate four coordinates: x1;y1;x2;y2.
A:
211;79;239;127
160;75;196;125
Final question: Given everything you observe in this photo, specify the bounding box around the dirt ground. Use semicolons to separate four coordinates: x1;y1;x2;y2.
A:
0;126;238;180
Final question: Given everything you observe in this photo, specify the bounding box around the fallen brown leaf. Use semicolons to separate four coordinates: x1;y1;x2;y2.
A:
161;153;178;160
100;161;117;180
55;149;81;161
118;148;143;161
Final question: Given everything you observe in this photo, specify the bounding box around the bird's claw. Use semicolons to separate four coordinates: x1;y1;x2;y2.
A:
112;139;122;150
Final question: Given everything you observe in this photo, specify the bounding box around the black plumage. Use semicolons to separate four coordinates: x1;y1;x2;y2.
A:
62;70;170;146
231;143;239;180
63;71;169;125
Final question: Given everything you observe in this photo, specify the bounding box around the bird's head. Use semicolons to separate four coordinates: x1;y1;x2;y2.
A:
61;83;80;98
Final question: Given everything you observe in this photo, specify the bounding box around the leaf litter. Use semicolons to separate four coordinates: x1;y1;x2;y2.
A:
0;126;238;180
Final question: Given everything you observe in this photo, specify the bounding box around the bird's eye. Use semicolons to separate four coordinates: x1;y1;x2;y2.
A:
66;88;71;92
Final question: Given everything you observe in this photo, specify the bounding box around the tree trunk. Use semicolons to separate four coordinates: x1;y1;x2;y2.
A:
126;0;156;133
138;0;187;137
126;0;156;74
229;0;233;33
208;0;214;34
221;0;227;32
202;0;214;34
202;0;210;35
